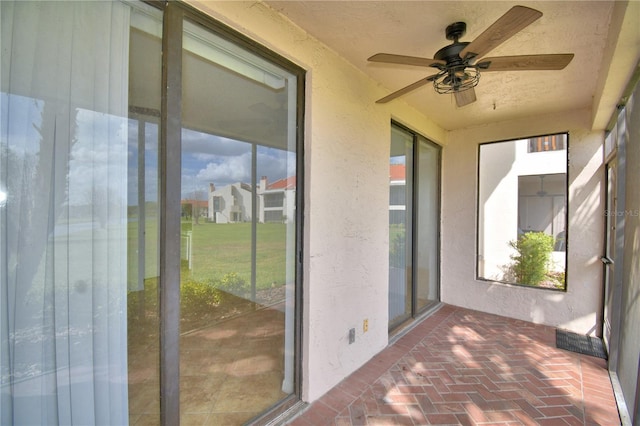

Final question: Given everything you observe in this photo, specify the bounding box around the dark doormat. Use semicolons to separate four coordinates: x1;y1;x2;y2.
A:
556;329;607;359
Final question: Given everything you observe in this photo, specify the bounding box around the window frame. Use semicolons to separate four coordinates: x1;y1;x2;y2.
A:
475;132;569;291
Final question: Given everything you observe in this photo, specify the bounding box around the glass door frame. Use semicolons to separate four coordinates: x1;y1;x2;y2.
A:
153;2;305;424
389;121;441;332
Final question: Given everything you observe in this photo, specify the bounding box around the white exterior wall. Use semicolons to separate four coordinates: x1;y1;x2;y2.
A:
478;141;519;280
188;1;607;404
208;183;252;223
284;189;295;223
443;110;604;334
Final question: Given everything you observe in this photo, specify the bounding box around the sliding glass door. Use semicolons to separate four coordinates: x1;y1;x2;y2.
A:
1;1;303;424
388;123;440;330
178;16;299;424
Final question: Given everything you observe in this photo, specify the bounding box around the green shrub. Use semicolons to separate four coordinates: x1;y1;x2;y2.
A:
509;232;555;286
181;278;221;313
389;227;406;268
217;272;248;297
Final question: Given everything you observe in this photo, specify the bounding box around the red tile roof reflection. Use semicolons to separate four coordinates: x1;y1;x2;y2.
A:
181;199;208;208
267;176;296;190
390;164;405;181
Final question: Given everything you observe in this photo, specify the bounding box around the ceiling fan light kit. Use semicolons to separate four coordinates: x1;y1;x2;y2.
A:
368;5;574;107
432;67;479;94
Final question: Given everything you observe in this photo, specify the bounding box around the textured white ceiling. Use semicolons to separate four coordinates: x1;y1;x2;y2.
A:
266;1;638;131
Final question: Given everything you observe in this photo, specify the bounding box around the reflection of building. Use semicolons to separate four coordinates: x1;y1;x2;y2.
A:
181;199;208;219
518;134;567;243
389;164;406;224
259;176;296;223
518;174;566;238
207;176;296;223
207;182;253;223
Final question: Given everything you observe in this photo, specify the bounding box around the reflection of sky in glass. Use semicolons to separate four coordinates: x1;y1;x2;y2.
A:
2;93;128;208
3;93;296;207
181;127;295;200
68;109;128;207
1;92;44;156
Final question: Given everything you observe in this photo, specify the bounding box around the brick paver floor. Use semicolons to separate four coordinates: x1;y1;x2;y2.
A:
287;304;621;426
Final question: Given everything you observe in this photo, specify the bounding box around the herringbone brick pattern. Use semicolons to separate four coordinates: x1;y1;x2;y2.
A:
288;304;620;426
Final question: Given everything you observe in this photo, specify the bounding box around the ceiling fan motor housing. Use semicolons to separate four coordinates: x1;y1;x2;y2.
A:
434;41;470;64
434;21;477;65
432;22;479;93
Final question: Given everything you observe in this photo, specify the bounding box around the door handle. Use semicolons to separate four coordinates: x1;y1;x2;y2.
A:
601;256;614;265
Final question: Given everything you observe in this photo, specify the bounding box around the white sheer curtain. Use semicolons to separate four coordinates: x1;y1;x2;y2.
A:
1;1;130;424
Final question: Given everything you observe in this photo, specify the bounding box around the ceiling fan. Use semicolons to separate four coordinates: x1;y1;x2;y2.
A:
368;5;574;107
537;175;547;197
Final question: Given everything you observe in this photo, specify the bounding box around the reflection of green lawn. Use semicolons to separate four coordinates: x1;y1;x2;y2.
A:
185;222;288;289
128;221;289;290
389;223;404;241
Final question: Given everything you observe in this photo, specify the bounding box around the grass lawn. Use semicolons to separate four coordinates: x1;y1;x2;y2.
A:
129;220;290;291
184;221;289;289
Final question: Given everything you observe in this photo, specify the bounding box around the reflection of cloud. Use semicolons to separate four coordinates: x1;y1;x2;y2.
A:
182;144;296;197
256;149;295;181
176;127;297;198
196;152;251;183
1;93;44;155
68;110;128;206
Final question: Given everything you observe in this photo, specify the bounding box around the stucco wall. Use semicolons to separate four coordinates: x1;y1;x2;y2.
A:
188;0;445;402
442;110;605;334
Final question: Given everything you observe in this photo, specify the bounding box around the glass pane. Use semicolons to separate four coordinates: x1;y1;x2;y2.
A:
416;138;440;311
478;135;567;289
180;19;297;424
127;3;162;424
389;126;413;327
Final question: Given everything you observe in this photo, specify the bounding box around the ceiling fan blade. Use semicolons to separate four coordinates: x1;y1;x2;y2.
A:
460;6;542;60
376;75;438;103
478;54;574;71
368;53;446;68
454;88;476;107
